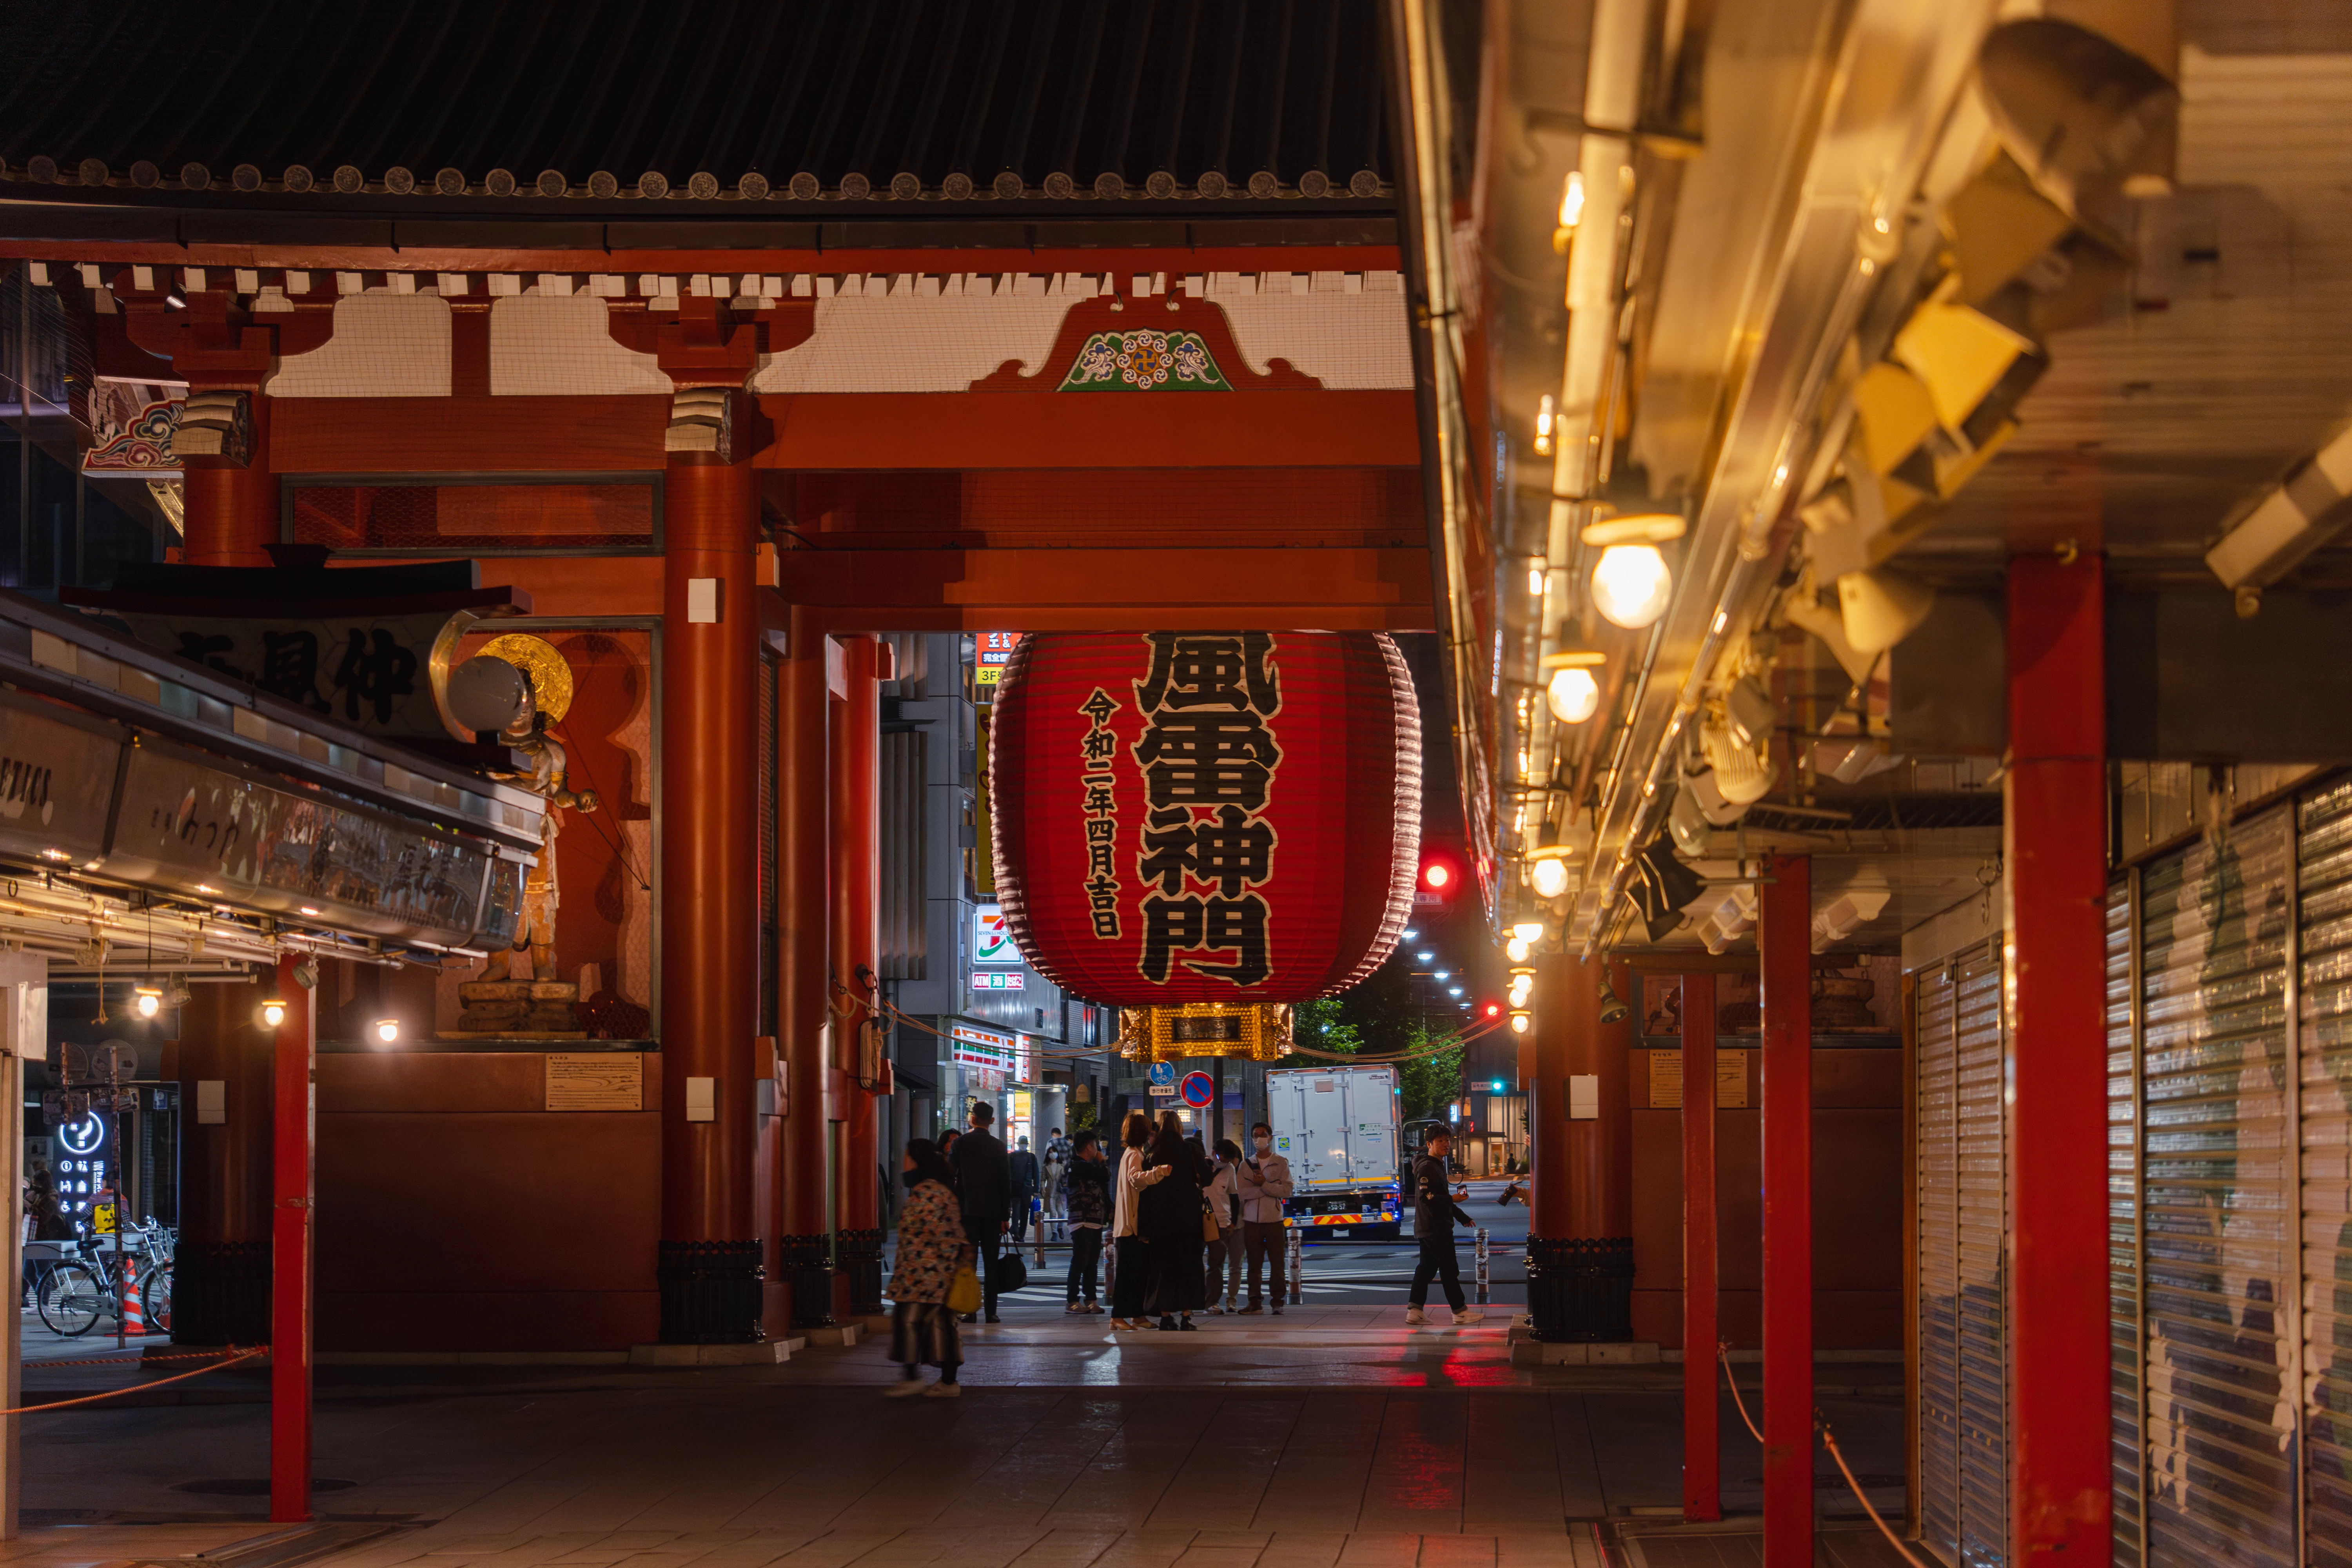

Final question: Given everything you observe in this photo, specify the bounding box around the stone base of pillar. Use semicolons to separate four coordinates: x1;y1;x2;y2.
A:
170;1241;271;1346
1525;1236;1634;1342
837;1227;884;1317
656;1240;766;1344
777;1234;838;1330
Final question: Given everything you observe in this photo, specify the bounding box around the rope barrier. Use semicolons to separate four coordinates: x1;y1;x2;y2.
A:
1819;1416;1932;1568
3;1346;267;1415
1717;1341;1763;1441
23;1346;240;1369
1711;1340;1924;1568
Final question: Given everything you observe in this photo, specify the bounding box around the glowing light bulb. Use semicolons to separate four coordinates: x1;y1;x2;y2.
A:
1531;857;1572;899
1529;553;1549;596
259;998;287;1029
1506;936;1532;963
373;1018;400;1045
1592;543;1672;628
1547;666;1600;724
1559;171;1585;230
1510;920;1544;941
1533;396;1555;457
1510;1011;1532;1034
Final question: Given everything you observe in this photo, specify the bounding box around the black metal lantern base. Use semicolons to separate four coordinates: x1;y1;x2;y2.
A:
777;1234;838;1329
1525;1235;1634;1342
656;1239;765;1344
171;1241;272;1346
837;1228;885;1317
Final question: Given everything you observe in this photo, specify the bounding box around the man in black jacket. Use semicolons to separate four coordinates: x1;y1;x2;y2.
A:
949;1101;1012;1323
1405;1129;1485;1326
1008;1135;1041;1247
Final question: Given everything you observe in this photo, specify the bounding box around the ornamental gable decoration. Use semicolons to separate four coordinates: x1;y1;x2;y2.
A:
1058;329;1233;392
989;631;1421;1008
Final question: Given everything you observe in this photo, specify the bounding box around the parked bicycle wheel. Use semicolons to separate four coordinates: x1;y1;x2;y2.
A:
145;1265;174;1334
37;1261;106;1337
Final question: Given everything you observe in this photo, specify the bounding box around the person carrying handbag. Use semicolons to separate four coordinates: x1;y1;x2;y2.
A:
884;1139;973;1399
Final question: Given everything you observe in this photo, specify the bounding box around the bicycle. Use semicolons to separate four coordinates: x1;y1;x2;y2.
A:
35;1220;175;1338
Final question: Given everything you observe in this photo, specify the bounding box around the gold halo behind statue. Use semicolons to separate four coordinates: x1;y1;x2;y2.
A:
477;633;575;725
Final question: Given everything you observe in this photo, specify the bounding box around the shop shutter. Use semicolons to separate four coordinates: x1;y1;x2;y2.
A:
1920;957;1963;1566
1955;944;2010;1568
2140;808;2296;1568
2114;880;2147;1566
2298;779;2352;1567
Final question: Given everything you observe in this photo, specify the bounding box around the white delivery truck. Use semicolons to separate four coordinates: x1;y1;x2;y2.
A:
1265;1062;1402;1240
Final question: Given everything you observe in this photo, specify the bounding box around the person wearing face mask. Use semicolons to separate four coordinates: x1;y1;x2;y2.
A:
1235;1122;1295;1314
883;1139;972;1399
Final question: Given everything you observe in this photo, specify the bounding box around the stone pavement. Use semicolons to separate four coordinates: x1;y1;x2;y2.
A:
7;1292;1906;1568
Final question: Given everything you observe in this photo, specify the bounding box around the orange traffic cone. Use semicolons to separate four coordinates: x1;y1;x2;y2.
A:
122;1255;144;1334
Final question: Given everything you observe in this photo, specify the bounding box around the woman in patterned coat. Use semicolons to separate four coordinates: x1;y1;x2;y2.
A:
885;1138;972;1399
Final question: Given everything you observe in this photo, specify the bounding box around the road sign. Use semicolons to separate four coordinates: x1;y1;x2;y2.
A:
1180;1071;1216;1108
1147;1062;1178;1087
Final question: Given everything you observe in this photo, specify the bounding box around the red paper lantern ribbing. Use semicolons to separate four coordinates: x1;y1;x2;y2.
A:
989;631;1422;1004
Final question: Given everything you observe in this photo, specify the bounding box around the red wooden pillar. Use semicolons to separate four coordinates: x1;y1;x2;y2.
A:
1759;855;1813;1568
2004;552;2111;1561
656;446;763;1342
828;634;884;1316
1682;971;1720;1523
179;392;274;566
1527;953;1633;1339
268;956;314;1524
777;606;835;1327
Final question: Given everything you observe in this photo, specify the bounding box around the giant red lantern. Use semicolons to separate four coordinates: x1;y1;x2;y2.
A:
989;631;1421;1055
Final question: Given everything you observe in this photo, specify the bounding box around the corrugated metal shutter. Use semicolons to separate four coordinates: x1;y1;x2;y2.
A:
2299;779;2352;1564
1918;957;1963;1566
2141;808;2297;1568
1955;944;2009;1568
2114;880;2147;1566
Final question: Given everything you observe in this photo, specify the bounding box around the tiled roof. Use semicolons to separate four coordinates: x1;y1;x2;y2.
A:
0;0;1393;207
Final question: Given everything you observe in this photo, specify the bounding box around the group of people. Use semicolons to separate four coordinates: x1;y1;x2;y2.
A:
1096;1107;1294;1329
880;1102;1484;1397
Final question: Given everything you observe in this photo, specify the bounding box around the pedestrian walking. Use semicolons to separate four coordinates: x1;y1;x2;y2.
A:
1043;1127;1072;1220
1141;1110;1213;1331
1063;1129;1112;1314
1404;1127;1485;1326
1237;1122;1294;1314
1204;1139;1246;1312
1109;1109;1168;1329
883;1139;971;1399
1009;1135;1041;1247
949;1102;1012;1323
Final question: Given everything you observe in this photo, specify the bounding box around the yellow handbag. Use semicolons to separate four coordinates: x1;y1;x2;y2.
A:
947;1264;983;1316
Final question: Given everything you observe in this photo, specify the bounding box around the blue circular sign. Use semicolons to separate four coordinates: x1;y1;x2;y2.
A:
1147;1062;1178;1087
1179;1071;1216;1108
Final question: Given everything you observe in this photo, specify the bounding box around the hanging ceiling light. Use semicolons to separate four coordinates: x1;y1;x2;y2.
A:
1505;935;1532;963
1530;855;1573;899
372;1018;401;1046
1552;170;1586;250
1583;512;1684;630
1590;545;1673;629
133;985;162;1019
1509;1010;1533;1034
258;997;288;1030
1533;396;1556;458
1546;666;1601;724
1510;920;1544;941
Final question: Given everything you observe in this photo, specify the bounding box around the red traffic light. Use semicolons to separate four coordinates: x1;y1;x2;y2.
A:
1483;1002;1501;1017
1423;862;1451;890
